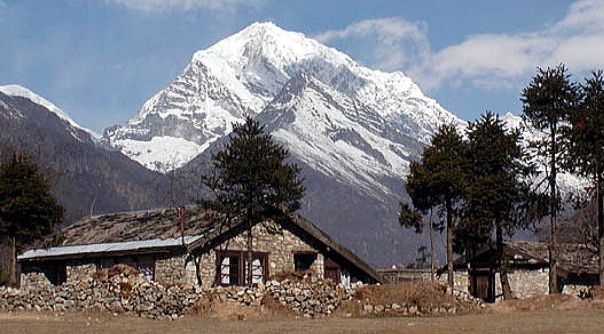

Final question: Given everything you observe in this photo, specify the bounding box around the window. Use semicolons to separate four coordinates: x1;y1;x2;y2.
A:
218;251;242;286
294;252;317;273
251;253;268;284
220;254;241;285
215;250;268;286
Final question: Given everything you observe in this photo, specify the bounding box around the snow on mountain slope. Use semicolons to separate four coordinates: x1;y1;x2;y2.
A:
500;112;588;194
105;22;462;172
113;136;206;172
0;84;100;141
259;73;416;198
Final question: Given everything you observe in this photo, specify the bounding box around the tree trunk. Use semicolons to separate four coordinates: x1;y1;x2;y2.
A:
497;223;513;300
429;207;435;282
598;173;604;286
247;221;253;287
5;237;17;287
446;200;454;293
549;127;559;294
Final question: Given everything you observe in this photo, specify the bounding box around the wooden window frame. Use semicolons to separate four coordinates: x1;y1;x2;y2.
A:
214;250;269;286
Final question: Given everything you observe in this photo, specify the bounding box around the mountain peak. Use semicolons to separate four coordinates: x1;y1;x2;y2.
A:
0;84;99;139
106;23;460;171
241;21;286;35
193;22;352;75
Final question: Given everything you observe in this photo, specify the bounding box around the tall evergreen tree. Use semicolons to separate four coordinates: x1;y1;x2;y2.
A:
521;65;580;293
567;70;604;285
0;152;64;286
400;161;444;281
203;116;305;286
462;112;531;300
403;124;467;291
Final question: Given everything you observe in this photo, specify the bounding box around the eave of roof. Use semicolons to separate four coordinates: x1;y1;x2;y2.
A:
18;235;203;261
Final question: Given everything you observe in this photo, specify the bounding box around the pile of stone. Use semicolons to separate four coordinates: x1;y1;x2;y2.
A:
362;302;453;316
265;274;356;317
1;267;485;320
358;287;486;317
196;273;356;318
0;265;200;320
198;286;266;308
452;290;487;309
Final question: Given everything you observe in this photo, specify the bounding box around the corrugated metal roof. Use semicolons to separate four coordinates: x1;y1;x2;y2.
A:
19;235;203;260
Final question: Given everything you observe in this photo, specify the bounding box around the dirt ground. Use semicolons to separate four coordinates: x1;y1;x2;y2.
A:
1;306;604;334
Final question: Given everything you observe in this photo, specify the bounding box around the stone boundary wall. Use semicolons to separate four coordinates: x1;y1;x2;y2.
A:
362;290;485;317
377;269;470;295
2;265;489;320
378;269;432;284
3;266;355;320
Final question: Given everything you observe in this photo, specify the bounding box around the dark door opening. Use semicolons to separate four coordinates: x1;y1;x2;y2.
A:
324;256;341;284
470;270;495;302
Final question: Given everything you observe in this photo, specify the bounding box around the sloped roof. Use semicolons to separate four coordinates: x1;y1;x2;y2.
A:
450;240;598;277
54;206;216;246
18;206;381;283
503;241;598;276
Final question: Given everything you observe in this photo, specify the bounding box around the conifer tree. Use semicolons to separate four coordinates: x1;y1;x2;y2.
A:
521;65;580;293
403;124;467;291
567;70;604;285
0;152;63;286
400;161;444;281
463;112;531;300
203;116;305;286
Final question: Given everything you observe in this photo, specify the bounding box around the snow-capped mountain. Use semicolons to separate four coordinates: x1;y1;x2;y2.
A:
106;22;463;266
105;22;461;173
0;86;173;223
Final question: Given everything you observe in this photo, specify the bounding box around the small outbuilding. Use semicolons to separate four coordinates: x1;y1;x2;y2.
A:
18;207;380;288
450;241;598;302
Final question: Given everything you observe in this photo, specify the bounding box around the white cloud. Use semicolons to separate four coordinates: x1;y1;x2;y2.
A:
315;18;430;71
317;1;604;91
110;0;264;13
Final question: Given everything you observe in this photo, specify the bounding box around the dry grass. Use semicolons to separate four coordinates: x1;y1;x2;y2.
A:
353;282;449;306
192;291;294;321
2;308;604;334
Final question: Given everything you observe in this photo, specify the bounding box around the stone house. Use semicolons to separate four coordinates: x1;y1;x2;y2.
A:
17;207;381;288
449;241;598;302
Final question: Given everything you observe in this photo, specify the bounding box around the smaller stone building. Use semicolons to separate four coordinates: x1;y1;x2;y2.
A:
18;207;380;288
450;241;598;302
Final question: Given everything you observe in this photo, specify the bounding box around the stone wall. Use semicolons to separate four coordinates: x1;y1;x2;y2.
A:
494;269;549;300
197;222;324;289
155;254;195;286
66;263;96;283
20;272;51;287
378;269;433;284
437;272;470;294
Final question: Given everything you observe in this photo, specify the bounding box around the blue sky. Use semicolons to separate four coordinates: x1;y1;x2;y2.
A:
1;0;603;132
